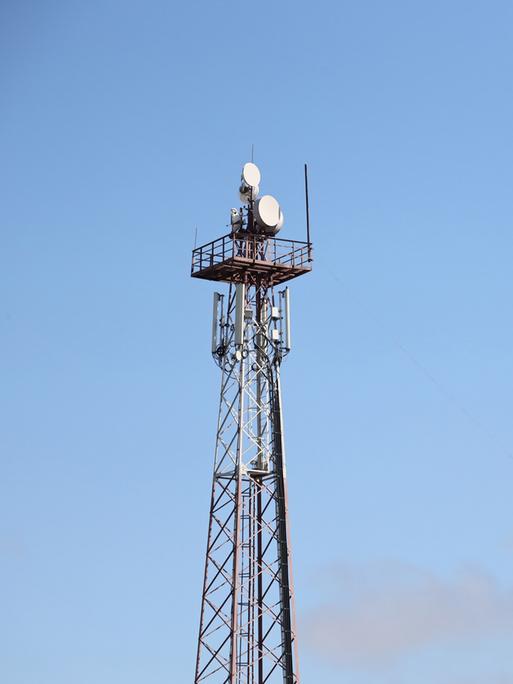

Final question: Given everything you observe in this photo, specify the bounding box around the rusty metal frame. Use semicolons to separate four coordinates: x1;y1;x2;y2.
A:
191;234;312;285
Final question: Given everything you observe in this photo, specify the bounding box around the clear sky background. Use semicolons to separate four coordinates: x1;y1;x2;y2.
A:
1;1;513;683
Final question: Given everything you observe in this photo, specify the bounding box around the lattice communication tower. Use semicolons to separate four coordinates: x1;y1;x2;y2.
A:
190;161;313;684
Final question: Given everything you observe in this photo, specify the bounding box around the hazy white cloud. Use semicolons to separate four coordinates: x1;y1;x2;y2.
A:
448;677;513;684
303;561;513;668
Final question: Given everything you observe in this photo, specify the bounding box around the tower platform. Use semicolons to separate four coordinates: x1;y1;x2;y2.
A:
191;233;312;285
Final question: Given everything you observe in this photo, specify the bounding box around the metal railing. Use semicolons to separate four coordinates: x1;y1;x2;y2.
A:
191;234;312;275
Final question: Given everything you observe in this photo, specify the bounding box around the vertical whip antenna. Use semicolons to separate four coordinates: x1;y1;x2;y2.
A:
304;163;312;261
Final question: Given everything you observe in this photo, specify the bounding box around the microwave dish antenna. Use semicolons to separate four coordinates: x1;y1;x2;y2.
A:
239;162;261;203
255;194;284;235
242;161;261;187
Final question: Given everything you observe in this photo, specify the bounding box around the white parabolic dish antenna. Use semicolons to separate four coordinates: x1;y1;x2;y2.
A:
239;162;261;203
255;195;284;235
242;162;261;188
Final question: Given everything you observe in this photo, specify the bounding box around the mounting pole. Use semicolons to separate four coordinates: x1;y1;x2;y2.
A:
304;164;312;262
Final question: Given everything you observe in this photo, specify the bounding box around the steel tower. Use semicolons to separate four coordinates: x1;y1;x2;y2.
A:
191;162;312;684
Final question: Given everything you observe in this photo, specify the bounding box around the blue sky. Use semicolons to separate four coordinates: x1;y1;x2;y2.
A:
1;1;513;682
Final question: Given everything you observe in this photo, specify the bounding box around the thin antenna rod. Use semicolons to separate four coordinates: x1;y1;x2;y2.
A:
194;226;198;249
251;144;254;162
304;163;312;261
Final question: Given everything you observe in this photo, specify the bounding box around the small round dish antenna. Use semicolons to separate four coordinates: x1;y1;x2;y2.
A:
239;162;261;203
242;162;261;188
255;195;284;235
230;207;243;232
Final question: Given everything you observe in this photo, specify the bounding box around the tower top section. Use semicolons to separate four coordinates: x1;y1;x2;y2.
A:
191;161;313;286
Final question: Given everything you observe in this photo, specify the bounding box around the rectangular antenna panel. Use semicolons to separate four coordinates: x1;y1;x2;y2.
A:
235;284;245;346
212;292;221;353
257;298;267;352
283;288;291;351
